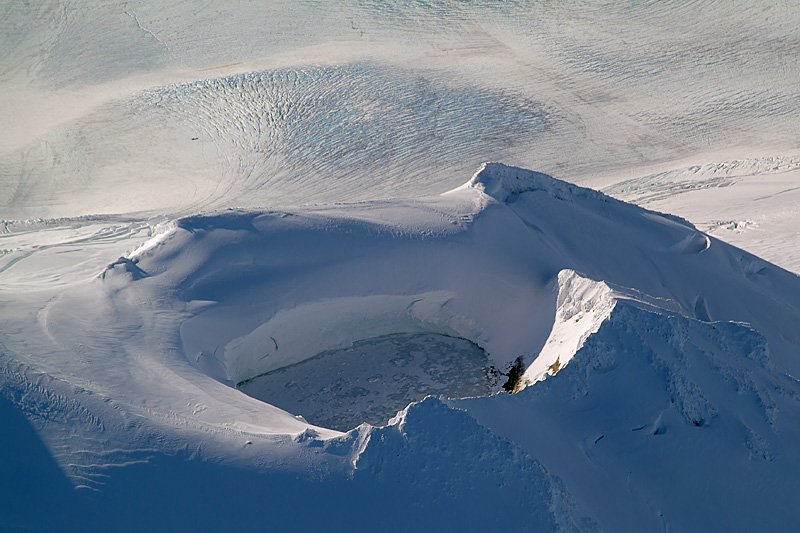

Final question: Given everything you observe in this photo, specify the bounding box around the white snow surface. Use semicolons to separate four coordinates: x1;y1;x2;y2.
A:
3;1;800;530
3;162;800;531
3;1;800;220
606;158;800;274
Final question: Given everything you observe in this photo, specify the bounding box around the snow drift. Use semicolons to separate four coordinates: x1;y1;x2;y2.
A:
128;162;800;387
2;163;800;531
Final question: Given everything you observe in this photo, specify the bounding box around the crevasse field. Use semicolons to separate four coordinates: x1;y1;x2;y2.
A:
2;1;800;531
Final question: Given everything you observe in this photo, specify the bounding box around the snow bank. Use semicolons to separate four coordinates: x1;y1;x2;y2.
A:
3;162;800;531
458;162;609;205
522;270;617;387
343;396;597;531
458;298;800;531
223;292;462;384
88;162;800;410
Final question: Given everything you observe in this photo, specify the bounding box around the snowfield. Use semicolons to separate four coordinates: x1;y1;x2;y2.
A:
4;163;800;531
2;1;800;531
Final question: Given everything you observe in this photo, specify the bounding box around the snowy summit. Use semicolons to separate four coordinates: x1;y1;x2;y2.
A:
2;1;800;530
3;162;800;530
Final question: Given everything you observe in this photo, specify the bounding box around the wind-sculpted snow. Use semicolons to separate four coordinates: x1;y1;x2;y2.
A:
38;162;800;417
2;65;552;219
342;396;598;531
4;0;800;528
457;300;800;531
521;270;617;388
2;163;800;530
15;163;794;440
5;1;800;220
132;163;797;393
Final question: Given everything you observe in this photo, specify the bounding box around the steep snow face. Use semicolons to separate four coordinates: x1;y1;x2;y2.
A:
46;161;799;430
220;292;464;384
521;270;617;387
522;269;691;388
464;164;800;377
2;162;800;530
164;203;559;389
338;396;598;531
457;299;800;532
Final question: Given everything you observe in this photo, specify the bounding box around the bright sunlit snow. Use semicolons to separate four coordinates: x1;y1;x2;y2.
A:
2;2;799;531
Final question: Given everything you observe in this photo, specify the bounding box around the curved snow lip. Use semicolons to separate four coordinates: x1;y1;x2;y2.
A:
452;161;608;204
223;291;466;384
521;270;617;388
84;161;800;443
663;232;711;255
128;220;178;259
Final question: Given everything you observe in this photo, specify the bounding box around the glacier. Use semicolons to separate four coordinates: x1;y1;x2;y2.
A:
3;1;800;530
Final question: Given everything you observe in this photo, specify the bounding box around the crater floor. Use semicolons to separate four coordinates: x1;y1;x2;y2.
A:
238;333;493;431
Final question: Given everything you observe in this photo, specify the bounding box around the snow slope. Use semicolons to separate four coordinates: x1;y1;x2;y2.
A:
3;1;799;218
2;163;800;530
606;157;800;274
458;297;800;531
3;0;800;530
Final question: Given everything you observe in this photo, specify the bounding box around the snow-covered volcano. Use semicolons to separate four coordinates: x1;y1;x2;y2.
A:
2;163;800;531
3;1;800;530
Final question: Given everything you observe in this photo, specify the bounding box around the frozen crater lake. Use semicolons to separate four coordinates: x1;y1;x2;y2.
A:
239;332;492;431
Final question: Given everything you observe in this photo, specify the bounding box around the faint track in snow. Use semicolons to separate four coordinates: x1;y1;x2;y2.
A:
3;64;554;218
123;10;171;55
603;156;800;205
0;217;159;290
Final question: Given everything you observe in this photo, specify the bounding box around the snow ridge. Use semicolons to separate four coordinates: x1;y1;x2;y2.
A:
458;297;800;531
463;162;605;204
4;162;800;531
458;162;696;229
343;396;597;531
